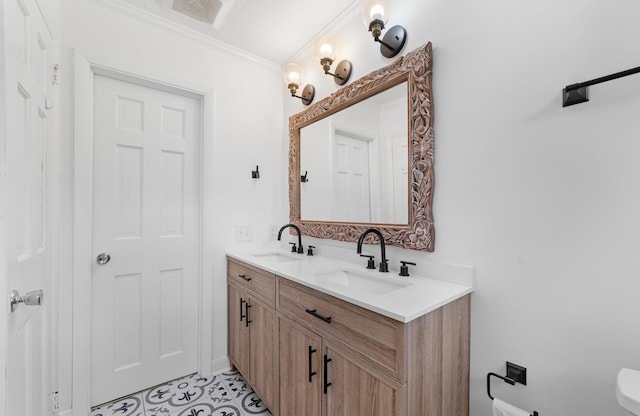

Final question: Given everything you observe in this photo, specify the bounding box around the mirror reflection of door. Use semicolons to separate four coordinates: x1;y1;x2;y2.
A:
391;135;409;224
332;131;372;223
298;81;409;225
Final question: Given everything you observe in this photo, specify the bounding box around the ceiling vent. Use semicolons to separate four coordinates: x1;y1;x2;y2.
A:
172;0;223;24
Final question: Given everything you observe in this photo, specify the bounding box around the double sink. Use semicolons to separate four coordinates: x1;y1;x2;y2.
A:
228;246;474;323
251;251;411;295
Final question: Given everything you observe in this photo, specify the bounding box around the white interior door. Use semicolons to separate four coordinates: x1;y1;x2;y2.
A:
91;74;201;405
3;0;55;414
332;132;371;223
391;135;409;224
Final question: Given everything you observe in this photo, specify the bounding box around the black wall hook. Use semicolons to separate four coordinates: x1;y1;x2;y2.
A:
252;165;260;179
301;171;309;183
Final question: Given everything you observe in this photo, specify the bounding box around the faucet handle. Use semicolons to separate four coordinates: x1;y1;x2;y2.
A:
289;242;298;253
359;254;376;269
399;261;416;276
307;245;315;256
379;259;389;273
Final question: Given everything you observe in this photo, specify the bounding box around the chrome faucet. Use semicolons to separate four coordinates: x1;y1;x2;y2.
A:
356;228;389;272
277;223;304;254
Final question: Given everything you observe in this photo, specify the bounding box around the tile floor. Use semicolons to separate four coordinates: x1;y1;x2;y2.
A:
90;370;272;416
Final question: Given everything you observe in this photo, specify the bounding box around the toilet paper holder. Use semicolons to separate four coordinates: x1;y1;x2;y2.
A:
487;361;539;416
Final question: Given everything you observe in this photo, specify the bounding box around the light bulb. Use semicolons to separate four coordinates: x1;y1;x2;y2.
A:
288;71;300;84
282;63;304;87
361;0;391;27
319;43;333;59
369;4;385;21
316;37;337;61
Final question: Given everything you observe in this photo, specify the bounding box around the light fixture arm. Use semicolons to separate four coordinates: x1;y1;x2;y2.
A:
320;58;353;86
370;24;407;58
289;84;315;106
320;58;338;77
374;36;396;52
324;69;347;81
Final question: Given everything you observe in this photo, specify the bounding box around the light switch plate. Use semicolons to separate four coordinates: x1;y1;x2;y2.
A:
235;225;253;242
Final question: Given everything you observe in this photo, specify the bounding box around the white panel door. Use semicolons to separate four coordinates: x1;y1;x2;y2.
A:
391;135;408;224
332;132;371;223
3;0;54;415
91;75;201;405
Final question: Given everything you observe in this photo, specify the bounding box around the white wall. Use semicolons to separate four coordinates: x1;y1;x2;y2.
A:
284;0;640;415
58;0;284;411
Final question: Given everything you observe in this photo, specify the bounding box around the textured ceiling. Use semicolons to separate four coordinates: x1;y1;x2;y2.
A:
117;0;358;64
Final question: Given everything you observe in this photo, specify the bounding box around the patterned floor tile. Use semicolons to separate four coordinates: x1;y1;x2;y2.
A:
220;371;253;402
168;402;243;416
90;393;144;416
145;373;236;416
233;391;272;415
220;371;271;416
90;371;270;416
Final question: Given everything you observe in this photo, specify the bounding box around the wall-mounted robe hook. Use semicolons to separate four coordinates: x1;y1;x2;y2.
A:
301;171;309;183
252;165;260;179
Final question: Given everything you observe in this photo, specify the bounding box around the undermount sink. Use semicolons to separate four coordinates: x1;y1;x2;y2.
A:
251;252;302;263
314;269;411;295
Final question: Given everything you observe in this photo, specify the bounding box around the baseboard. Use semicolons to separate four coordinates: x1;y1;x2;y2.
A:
57;408;73;416
211;356;231;375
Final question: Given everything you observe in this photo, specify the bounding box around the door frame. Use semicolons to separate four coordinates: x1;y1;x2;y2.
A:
71;50;215;415
0;7;8;413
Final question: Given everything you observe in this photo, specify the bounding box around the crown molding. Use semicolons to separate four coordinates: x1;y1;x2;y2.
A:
285;0;360;63
93;0;280;72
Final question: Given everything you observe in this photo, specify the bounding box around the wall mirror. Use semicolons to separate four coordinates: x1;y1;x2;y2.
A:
289;42;434;251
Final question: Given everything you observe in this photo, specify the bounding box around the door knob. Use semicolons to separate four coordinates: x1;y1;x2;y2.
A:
10;289;43;312
96;253;111;265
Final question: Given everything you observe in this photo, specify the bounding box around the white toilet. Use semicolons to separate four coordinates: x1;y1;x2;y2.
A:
617;368;640;415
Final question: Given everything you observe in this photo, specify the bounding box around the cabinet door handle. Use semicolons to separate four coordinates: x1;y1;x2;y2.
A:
238;273;252;282
245;303;252;327
240;298;246;322
308;346;317;382
305;308;332;324
323;354;332;394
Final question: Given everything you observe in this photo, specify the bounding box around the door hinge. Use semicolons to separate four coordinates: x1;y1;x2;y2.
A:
48;391;60;413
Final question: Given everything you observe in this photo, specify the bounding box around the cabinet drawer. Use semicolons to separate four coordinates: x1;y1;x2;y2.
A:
278;277;405;381
228;258;276;307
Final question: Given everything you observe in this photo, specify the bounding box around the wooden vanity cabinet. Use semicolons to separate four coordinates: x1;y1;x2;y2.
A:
278;318;322;416
277;276;470;416
278;314;404;416
227;259;278;414
227;257;470;416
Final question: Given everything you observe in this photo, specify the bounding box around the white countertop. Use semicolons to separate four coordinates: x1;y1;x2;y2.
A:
226;246;474;323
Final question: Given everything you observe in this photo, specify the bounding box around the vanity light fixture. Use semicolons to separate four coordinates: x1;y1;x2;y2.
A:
361;0;407;58
282;63;315;105
317;38;352;86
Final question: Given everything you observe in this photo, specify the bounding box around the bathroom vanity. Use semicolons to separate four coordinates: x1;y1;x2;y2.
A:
226;42;469;415
226;248;473;416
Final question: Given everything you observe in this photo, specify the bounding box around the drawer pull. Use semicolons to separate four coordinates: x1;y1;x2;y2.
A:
308;346;317;382
305;309;332;324
240;298;246;322
245;303;252;327
323;354;332;394
238;273;252;282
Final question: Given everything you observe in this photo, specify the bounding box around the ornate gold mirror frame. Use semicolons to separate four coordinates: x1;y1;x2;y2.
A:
288;42;434;251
